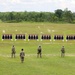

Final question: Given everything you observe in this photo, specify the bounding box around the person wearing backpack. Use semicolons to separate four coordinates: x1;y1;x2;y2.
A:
20;49;25;63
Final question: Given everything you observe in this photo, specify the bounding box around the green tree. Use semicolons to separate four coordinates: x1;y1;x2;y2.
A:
55;9;63;21
15;13;22;22
63;8;74;23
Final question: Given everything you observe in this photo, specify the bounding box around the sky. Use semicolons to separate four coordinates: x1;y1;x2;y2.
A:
0;0;75;12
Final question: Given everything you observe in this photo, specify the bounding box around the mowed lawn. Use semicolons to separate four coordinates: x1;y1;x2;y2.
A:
0;22;75;75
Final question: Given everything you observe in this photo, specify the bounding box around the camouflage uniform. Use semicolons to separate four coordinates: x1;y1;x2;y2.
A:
61;46;65;57
11;45;16;58
37;46;42;58
20;49;25;63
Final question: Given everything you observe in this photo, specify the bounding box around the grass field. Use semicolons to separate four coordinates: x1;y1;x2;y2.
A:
0;22;75;75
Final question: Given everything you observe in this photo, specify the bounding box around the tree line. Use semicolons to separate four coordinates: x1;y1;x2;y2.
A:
0;8;75;23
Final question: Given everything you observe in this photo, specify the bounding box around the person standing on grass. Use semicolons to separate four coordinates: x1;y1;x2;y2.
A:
37;45;42;58
11;45;16;58
61;46;65;57
20;49;25;63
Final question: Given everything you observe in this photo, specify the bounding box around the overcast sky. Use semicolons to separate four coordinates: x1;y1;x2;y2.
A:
0;0;75;12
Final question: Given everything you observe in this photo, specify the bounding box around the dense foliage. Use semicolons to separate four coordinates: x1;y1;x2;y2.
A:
0;9;75;23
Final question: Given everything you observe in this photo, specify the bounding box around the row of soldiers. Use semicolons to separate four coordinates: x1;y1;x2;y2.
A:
11;45;65;63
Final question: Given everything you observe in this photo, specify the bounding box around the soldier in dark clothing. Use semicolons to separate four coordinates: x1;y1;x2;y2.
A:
61;46;65;57
11;45;16;58
37;46;42;58
20;49;25;63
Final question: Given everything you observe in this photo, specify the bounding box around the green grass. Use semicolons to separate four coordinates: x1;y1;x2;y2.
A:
0;22;75;75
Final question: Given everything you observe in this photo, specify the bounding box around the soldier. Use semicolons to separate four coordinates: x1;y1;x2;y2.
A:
61;46;65;57
11;45;16;58
20;49;25;63
37;46;42;58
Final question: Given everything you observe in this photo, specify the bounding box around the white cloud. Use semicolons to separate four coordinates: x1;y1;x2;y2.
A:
0;0;75;12
11;0;21;4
